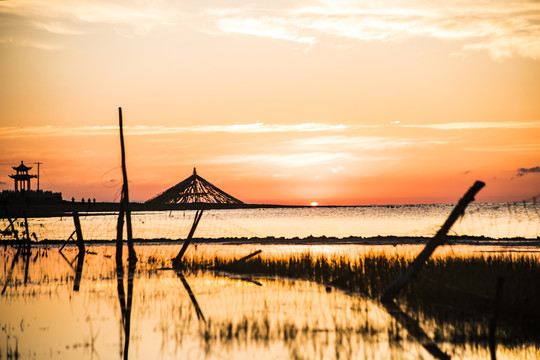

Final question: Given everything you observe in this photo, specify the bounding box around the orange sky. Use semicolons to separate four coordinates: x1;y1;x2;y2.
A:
1;0;539;205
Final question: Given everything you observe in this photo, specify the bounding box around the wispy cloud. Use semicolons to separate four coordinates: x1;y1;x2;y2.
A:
464;144;540;152
204;0;540;60
207;152;389;168
288;135;448;150
0;37;58;50
210;152;353;167
0;123;347;138
401;122;540;130
0;0;176;46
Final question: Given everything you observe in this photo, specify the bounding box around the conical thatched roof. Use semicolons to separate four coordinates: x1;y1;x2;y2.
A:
146;168;243;205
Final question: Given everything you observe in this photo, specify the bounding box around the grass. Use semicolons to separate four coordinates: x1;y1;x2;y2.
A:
175;248;540;345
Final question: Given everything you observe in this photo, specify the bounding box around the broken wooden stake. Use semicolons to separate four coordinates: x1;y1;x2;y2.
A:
381;180;485;303
229;250;262;267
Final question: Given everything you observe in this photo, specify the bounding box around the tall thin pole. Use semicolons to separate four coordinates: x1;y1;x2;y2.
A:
118;107;136;262
35;162;41;192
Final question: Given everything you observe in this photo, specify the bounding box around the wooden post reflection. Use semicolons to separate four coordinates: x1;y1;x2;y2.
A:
116;257;137;360
1;247;21;295
176;271;206;322
382;300;451;360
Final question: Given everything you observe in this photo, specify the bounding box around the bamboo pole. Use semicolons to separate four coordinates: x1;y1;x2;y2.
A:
381;180;485;303
118;107;136;262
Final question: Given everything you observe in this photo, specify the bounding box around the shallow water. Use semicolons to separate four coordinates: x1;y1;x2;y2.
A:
1;244;539;359
2;202;539;242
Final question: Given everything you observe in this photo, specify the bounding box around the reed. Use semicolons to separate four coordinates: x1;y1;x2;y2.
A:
177;249;540;344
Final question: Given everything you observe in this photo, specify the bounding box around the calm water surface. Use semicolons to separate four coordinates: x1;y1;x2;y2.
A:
2;203;538;242
1;244;538;359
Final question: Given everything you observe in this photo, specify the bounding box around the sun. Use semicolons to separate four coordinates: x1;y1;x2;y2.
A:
310;202;319;207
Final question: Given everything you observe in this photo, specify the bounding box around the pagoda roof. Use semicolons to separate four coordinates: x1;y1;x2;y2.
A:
12;161;32;171
146;168;243;205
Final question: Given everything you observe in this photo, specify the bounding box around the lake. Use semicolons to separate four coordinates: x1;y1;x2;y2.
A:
2;243;539;359
2;202;539;242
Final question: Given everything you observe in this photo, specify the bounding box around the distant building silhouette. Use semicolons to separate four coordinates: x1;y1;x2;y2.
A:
9;161;37;192
146;167;243;205
1;161;62;201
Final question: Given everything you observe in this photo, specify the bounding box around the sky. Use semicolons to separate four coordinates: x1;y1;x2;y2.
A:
0;0;539;205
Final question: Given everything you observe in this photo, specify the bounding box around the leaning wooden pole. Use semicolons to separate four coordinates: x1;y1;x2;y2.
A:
381;180;485;303
119;107;137;262
172;210;203;268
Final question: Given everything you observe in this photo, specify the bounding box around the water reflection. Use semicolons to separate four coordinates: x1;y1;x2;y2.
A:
116;258;136;360
382;300;450;360
176;272;206;322
0;245;538;359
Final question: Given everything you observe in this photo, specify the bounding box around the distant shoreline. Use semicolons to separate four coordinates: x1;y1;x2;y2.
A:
0;199;510;219
3;235;539;248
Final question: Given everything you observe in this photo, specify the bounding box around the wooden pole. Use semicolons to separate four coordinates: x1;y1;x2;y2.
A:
172;210;204;268
3;205;20;242
116;191;125;266
59;230;76;252
23;211;30;250
118;107;136;262
73;212;85;291
73;212;84;254
381;180;485;303
226;250;262;268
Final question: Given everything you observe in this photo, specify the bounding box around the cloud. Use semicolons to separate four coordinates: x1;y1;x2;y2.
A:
207;152;389;168
0;123;348;139
211;152;354;167
464;144;540;152
288;135;447;150
516;166;540;177
0;0;176;46
204;0;540;60
401;122;540;130
0;37;58;50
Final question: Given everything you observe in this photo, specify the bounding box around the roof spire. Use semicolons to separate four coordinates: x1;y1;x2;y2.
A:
193;167;197;176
